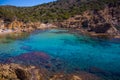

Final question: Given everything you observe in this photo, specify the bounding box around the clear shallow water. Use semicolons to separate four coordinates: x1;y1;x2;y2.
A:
0;29;120;75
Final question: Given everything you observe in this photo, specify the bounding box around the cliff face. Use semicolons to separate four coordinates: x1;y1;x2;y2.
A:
58;3;120;38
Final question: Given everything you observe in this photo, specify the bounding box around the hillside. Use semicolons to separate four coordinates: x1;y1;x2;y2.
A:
57;1;120;38
0;0;120;38
0;0;119;22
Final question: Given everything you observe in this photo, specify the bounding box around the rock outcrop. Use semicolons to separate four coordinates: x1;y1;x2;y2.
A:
0;63;103;80
0;19;4;29
0;19;57;34
0;63;49;80
57;2;120;38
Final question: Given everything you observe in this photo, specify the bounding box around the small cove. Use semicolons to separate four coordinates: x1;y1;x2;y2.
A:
0;29;120;79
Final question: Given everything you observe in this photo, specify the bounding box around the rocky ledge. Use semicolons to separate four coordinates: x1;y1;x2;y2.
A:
0;63;104;80
0;63;49;80
56;2;120;38
0;19;56;34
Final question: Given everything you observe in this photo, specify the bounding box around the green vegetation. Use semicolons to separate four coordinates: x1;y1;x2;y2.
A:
0;0;119;23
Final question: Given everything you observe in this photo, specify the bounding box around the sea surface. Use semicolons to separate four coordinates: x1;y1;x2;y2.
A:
0;29;120;79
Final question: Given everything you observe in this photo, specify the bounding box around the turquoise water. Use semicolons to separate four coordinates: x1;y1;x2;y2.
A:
0;29;120;78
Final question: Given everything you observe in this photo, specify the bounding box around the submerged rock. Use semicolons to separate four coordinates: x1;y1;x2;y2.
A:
20;46;32;51
89;67;111;76
7;52;51;66
72;71;103;80
6;51;65;72
50;71;103;80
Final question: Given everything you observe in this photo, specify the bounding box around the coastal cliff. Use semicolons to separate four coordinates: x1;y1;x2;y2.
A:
0;0;119;38
57;3;120;38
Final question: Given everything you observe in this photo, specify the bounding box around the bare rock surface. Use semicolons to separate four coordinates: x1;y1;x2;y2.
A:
57;3;120;38
0;63;103;80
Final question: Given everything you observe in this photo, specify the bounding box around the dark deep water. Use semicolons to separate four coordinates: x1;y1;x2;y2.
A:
0;29;120;80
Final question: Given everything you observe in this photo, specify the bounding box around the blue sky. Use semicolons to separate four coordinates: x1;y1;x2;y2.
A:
0;0;56;7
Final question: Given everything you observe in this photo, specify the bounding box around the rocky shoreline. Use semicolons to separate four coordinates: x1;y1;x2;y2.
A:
0;17;119;39
0;0;119;80
0;0;119;38
56;3;120;38
0;51;119;80
0;4;120;38
1;3;120;39
0;63;104;80
0;19;57;35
